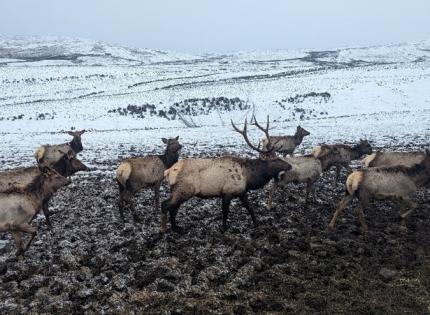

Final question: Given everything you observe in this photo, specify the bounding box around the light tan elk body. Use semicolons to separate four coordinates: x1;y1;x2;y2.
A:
329;153;430;232
35;130;86;176
116;137;182;222
161;116;291;233
267;155;322;208
362;150;428;168
262;126;310;156
312;139;373;185
0;167;71;256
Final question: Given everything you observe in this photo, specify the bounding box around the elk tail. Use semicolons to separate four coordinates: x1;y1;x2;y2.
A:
116;162;132;187
345;171;364;197
34;146;45;163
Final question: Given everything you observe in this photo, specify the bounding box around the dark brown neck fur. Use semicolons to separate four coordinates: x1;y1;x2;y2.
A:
294;132;306;146
69;137;83;153
158;148;180;169
243;159;276;191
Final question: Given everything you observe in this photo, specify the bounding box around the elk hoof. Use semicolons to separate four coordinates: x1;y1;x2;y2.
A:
15;251;24;260
399;224;409;233
160;215;168;233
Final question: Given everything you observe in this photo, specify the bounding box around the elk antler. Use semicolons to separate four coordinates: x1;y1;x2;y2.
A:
251;114;276;151
231;116;275;155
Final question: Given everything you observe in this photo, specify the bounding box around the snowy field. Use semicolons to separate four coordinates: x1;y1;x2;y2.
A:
0;36;429;170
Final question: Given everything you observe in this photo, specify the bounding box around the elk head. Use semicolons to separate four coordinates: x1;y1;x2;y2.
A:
358;139;372;155
67;129;86;153
296;126;310;137
57;149;88;177
162;136;182;153
38;165;71;195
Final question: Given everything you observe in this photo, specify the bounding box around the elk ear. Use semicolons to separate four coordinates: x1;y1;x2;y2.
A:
278;171;286;181
67;131;74;136
79;130;86;135
175;136;179;140
162;138;168;144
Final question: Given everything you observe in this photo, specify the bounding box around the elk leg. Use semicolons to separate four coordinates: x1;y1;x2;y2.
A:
355;198;369;233
117;180;128;222
161;194;185;233
333;165;340;186
398;197;417;229
267;183;278;210
19;223;37;253
160;199;170;233
153;181;161;212
42;199;51;229
305;180;315;205
221;195;233;232
328;193;353;230
239;194;257;227
11;231;23;257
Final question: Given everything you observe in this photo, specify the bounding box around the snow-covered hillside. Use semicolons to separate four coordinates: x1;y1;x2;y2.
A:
0;36;429;169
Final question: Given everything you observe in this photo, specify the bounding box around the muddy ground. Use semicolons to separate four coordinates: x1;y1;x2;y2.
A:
1;151;430;314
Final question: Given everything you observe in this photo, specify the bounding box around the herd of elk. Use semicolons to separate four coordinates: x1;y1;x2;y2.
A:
0;131;87;256
0;119;429;258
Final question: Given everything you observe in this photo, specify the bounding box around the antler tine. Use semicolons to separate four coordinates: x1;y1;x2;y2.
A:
251;114;276;154
251;114;271;138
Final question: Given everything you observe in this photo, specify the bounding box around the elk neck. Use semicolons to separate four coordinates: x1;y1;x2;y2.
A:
159;147;180;169
409;160;430;187
294;133;305;146
25;174;48;207
348;144;361;159
69;137;83;153
243;159;274;190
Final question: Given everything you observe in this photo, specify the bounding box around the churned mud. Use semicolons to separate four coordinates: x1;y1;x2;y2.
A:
1;152;430;314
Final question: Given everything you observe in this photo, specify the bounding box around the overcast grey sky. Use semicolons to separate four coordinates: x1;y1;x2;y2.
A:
1;0;429;52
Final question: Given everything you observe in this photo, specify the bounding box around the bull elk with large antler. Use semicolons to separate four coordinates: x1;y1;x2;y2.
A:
161;115;291;233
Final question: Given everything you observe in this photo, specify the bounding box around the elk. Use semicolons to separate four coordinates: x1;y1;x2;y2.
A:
0;155;87;228
362;150;428;168
267;155;322;209
312;139;373;185
161;116;292;233
261;125;310;156
116;136;182;222
328;152;430;232
34;130;86;176
0;167;71;257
